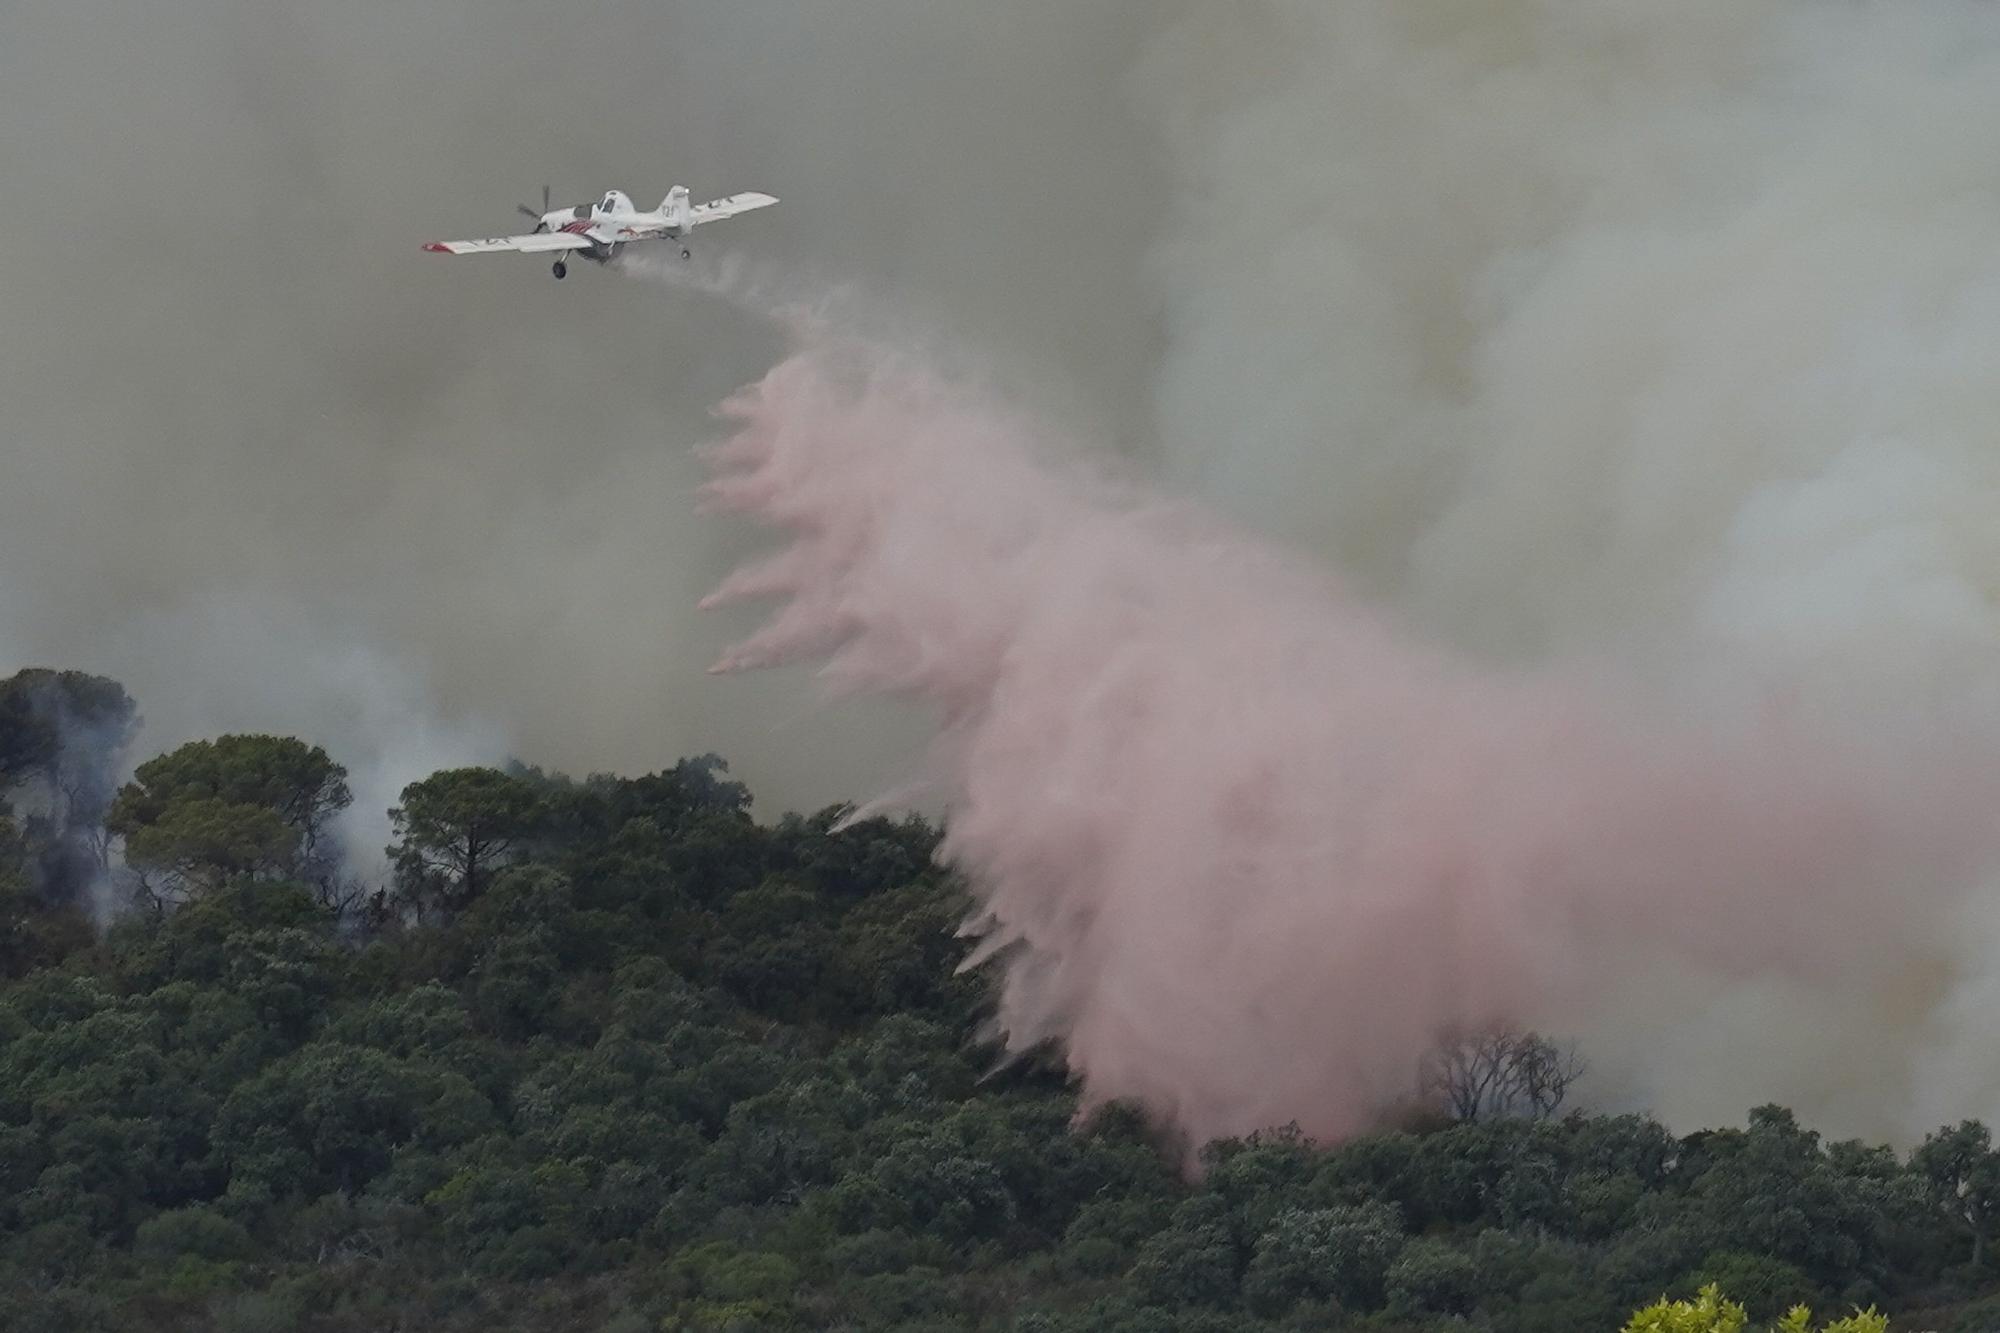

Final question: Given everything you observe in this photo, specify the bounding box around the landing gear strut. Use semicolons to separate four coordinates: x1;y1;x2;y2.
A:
552;260;567;280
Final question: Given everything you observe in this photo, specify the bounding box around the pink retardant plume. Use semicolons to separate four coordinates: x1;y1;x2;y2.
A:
699;338;2000;1158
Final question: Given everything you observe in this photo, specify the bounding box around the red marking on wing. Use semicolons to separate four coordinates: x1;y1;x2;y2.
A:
422;242;450;253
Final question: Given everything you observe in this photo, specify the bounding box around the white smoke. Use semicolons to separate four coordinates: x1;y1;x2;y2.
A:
1129;1;2000;1140
90;591;509;879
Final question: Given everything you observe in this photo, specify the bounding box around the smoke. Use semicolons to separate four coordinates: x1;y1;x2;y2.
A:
0;0;1164;821
0;668;138;917
16;0;2000;1143
1115;1;2000;1140
698;335;2000;1152
672;0;2000;1147
94;592;508;880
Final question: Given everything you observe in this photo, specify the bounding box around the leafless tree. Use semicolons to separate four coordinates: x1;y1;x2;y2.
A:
122;865;192;922
311;870;372;929
1419;1025;1588;1123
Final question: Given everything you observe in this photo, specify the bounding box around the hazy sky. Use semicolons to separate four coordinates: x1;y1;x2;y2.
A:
0;0;1170;836
16;1;2000;1140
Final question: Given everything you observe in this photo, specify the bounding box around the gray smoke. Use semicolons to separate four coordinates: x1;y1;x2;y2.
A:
13;0;2000;1143
0;0;1164;820
0;669;137;915
1131;1;2000;1142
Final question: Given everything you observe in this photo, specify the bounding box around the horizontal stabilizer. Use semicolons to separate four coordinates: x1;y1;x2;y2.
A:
690;192;779;225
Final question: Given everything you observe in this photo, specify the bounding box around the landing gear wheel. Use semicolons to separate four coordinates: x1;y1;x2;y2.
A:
680;248;691;260
552;260;567;280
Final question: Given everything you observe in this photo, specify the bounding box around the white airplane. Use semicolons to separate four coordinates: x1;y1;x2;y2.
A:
423;184;778;279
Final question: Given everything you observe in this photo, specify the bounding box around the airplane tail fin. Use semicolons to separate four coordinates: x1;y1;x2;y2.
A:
659;185;692;228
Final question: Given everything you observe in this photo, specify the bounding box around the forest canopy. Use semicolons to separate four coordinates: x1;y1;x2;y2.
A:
3;665;2000;1333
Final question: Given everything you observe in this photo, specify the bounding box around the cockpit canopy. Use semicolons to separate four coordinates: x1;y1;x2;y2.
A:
565;191;634;220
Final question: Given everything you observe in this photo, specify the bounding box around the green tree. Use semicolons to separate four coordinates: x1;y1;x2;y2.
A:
110;735;350;868
0;670;138;808
1621;1284;1748;1333
0;818;92;976
1911;1121;2000;1269
1199;1125;1320;1239
1682;1106;1903;1289
1773;1309;1890;1333
426;1160;589;1277
830;878;978;1027
1241;1201;1405;1317
8;741;1999;1332
134;1206;256;1265
0;669;138;902
1387;1236;1481;1318
1685;1251;1817;1318
388;767;544;916
1130;1194;1240;1310
213;1043;493;1200
122;797;299;906
1621;1287;1892;1333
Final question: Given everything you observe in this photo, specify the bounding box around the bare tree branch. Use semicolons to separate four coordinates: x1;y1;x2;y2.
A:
1420;1026;1587;1123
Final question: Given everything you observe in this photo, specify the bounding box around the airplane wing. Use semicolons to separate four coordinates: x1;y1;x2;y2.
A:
690;192;779;226
422;233;596;256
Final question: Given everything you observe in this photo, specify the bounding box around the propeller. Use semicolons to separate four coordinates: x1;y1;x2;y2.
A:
516;183;551;224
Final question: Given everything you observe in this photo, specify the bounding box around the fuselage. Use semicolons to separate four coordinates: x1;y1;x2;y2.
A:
530;189;686;261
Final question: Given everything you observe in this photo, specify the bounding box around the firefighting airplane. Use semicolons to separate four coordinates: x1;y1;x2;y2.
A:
422;185;778;279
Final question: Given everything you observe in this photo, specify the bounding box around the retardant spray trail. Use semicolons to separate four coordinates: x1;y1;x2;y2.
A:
693;329;2000;1156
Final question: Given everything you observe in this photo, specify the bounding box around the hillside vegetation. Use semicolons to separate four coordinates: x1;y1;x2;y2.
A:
5;668;2000;1332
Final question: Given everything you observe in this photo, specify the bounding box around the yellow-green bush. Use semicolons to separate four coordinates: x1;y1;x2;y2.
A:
1772;1306;1890;1333
1621;1285;1747;1333
1620;1285;1891;1333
